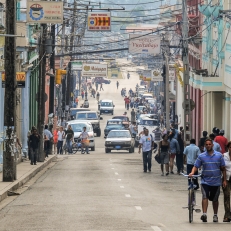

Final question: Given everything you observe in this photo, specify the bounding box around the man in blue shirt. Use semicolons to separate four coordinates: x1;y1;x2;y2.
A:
183;139;200;189
189;138;227;223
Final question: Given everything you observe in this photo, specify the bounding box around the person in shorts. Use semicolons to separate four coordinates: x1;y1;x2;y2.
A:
158;134;170;176
189;138;227;223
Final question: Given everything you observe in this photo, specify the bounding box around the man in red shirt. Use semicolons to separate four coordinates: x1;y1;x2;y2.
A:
214;129;228;154
124;96;130;110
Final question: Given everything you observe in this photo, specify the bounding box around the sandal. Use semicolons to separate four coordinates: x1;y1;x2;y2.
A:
223;218;231;222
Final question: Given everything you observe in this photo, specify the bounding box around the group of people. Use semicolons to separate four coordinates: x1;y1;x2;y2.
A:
138;125;231;223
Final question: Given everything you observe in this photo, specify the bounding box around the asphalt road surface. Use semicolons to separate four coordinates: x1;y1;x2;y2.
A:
0;63;230;231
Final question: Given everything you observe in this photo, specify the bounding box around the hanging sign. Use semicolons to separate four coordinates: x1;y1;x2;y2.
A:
87;12;111;31
169;68;176;81
27;1;63;23
82;63;108;77
151;69;163;82
2;72;26;88
129;34;161;54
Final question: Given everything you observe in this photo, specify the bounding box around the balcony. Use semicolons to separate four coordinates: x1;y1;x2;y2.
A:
189;70;224;91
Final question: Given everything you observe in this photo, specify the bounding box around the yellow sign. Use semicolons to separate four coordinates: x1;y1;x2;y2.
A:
2;72;26;81
139;75;151;81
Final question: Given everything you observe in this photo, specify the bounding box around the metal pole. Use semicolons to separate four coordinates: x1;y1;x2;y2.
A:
165;55;170;131
182;0;191;143
3;0;16;182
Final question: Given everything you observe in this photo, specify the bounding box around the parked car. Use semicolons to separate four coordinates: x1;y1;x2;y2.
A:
112;116;129;129
94;77;111;84
104;119;124;137
105;130;135;153
99;99;115;115
76;111;102;137
69;108;91;120
66;121;95;151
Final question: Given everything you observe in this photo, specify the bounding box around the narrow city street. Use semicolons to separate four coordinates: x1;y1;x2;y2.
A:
0;69;229;231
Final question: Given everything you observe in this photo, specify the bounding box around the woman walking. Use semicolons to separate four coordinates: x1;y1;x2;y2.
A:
176;133;184;174
57;127;65;154
168;132;180;174
222;141;231;222
53;127;59;154
158;134;170;176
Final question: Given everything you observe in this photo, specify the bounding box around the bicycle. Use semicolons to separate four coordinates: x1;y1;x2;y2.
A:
181;173;201;223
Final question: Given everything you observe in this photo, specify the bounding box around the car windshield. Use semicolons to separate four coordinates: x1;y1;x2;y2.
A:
70;123;91;132
87;113;98;119
139;120;159;126
101;102;112;107
107;131;131;138
107;121;122;126
113;116;127;122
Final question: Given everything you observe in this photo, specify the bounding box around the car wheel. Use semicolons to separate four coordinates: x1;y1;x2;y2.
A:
132;147;135;153
91;146;95;151
129;147;133;153
111;111;114;115
100;111;102;115
105;148;109;153
97;129;101;137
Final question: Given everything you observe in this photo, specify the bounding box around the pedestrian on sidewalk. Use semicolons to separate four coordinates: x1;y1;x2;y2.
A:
44;125;53;158
222;141;231;222
168;132;180;174
27;126;36;160
53;127;59;154
176;133;184;175
100;83;104;91
81;90;84;99
215;129;228;155
75;97;79;108
157;134;170;176
131;109;135;123
189;138;227;223
138;128;154;172
65;125;74;154
199;131;208;152
57;126;65;154
183;139;200;189
29;129;40;165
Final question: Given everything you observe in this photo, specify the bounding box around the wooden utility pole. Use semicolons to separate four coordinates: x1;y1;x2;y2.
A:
66;0;77;108
37;24;47;162
182;0;191;143
3;0;16;181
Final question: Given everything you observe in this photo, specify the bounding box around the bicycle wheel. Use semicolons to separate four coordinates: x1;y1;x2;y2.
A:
72;144;78;154
188;189;194;223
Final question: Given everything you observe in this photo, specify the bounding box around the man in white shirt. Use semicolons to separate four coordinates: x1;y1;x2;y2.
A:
80;127;90;154
138;128;154;172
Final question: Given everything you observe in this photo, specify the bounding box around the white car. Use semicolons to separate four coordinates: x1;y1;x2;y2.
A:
66;120;95;151
105;130;135;153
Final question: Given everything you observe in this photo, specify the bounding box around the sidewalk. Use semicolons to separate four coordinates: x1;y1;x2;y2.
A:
0;154;57;202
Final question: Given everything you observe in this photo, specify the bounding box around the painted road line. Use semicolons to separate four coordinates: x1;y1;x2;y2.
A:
118;179;121;181
135;206;142;210
115;172;119;175
120;186;124;188
125;194;131;197
151;226;162;231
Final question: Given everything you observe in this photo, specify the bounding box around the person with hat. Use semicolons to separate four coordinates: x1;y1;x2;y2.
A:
215;129;228;155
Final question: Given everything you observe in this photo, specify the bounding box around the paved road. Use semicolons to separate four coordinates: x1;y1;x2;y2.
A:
0;64;230;230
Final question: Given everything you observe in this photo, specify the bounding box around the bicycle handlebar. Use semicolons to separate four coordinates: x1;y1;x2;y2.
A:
181;173;201;178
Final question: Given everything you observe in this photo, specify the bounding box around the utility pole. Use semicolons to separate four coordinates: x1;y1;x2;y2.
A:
165;54;170;131
182;0;191;143
37;23;47;162
3;0;16;181
66;0;77;109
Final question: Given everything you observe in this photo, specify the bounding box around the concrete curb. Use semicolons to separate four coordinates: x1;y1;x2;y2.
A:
0;155;57;202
